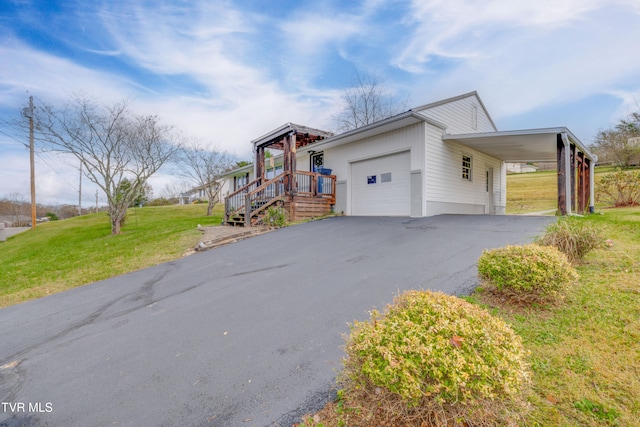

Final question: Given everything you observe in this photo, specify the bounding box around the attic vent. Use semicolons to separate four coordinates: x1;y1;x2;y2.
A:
381;173;392;183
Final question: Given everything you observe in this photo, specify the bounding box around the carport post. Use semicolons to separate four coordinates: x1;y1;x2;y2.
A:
561;133;572;215
589;155;597;213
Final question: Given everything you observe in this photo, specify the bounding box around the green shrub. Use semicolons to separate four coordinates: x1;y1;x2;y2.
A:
340;290;530;426
478;244;578;304
535;218;605;264
263;206;287;228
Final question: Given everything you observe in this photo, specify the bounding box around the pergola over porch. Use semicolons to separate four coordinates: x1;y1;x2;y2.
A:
443;128;598;215
224;123;336;226
251;122;334;185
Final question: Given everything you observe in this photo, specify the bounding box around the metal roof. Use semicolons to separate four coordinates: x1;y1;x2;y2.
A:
443;127;597;163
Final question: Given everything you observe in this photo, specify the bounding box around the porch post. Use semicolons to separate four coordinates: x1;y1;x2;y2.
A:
282;134;291;194
290;134;297;194
255;145;265;183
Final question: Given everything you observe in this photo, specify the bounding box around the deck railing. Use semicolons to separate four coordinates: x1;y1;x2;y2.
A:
224;170;336;225
295;171;336;201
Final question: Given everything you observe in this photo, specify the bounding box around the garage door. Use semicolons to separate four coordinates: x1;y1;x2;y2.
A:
351;151;411;216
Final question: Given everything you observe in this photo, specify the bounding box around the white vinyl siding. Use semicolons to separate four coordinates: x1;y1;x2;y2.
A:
417;94;496;134
424;123;503;215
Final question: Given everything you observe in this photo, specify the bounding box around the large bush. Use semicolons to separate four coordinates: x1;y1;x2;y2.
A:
597;168;640;207
478;244;578;304
340;290;530;426
535;218;605;264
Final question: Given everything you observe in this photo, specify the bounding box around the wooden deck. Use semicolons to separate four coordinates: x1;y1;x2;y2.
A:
224;171;335;226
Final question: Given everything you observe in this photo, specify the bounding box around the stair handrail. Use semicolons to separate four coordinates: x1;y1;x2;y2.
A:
225;178;262;217
244;171;290;226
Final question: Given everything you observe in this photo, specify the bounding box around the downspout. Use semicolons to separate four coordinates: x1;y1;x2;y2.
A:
589;153;598;213
561;132;572;216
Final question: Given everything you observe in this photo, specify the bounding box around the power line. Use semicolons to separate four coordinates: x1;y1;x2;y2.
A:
0;128;28;147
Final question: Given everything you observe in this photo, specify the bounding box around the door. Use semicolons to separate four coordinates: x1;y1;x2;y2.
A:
310;152;323;172
485;167;494;214
351;151;411;216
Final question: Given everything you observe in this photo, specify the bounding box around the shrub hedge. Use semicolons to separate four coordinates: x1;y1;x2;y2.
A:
340;290;530;426
477;244;578;304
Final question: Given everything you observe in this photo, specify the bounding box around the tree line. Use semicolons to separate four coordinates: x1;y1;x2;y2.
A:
590;110;640;166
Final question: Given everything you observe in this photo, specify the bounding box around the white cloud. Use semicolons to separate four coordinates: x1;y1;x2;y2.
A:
0;1;347;203
394;0;640;126
3;0;640;204
0;40;135;108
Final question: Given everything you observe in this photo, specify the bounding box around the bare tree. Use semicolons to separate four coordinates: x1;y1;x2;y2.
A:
159;181;192;203
591;111;640;166
177;139;232;216
7;193;28;226
29;95;180;234
332;70;408;132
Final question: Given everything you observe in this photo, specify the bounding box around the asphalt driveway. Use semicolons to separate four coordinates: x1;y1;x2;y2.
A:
0;215;554;426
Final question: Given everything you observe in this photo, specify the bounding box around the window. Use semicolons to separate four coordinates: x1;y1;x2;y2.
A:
236;174;248;189
462;155;472;181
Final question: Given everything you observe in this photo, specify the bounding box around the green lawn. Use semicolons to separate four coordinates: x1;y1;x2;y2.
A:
0;204;223;308
471;207;640;426
506;166;636;214
507;170;558;214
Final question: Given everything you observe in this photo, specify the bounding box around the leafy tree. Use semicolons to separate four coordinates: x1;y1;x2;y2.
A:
24;95;180;234
177;139;232;216
116;178;153;208
332;70;408;132
591;111;640;166
234;160;252;168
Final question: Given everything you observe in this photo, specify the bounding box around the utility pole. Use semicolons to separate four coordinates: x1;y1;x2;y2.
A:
23;96;36;229
78;162;82;216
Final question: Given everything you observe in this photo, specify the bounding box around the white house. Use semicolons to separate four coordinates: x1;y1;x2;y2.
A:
222;91;596;226
179;181;228;205
506;163;539;174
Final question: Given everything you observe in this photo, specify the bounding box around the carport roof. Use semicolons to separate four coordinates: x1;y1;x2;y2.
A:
443;127;596;163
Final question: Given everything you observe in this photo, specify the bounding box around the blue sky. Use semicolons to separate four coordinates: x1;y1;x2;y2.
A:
1;0;640;206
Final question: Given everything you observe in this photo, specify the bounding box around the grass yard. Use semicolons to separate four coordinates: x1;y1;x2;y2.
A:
506;166;637;214
470;207;640;426
0;204;223;308
507;170;558;214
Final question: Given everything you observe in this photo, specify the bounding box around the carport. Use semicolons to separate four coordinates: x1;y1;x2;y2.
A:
443;127;597;215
